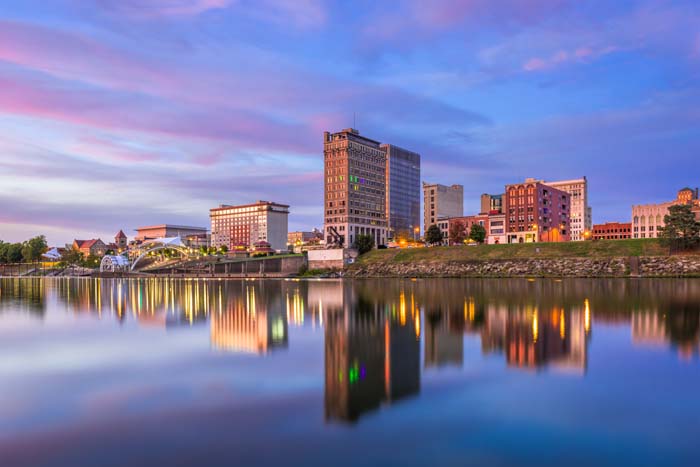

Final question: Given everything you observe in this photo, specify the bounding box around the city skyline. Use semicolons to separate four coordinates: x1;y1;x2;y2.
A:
1;0;700;245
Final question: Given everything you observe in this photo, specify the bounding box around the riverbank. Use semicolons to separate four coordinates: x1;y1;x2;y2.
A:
346;239;700;278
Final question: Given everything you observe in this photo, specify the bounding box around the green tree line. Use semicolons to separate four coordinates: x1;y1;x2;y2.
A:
0;236;48;263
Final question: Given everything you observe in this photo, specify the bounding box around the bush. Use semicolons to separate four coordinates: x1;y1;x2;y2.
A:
469;224;487;244
353;234;375;255
297;263;309;275
425;224;443;245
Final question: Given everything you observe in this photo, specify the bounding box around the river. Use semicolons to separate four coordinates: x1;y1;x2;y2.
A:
0;277;699;466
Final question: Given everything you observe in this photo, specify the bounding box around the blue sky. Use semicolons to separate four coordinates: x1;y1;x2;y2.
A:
0;0;698;245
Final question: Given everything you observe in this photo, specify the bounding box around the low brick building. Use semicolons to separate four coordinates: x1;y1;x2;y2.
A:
592;222;632;240
72;239;108;257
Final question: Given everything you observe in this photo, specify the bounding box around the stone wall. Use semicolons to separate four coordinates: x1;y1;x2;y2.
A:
347;256;700;278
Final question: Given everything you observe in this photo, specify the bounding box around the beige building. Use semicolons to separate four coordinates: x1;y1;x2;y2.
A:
543;177;592;241
323;128;387;248
134;224;207;242
210;201;289;251
632;188;699;239
487;213;507;245
423;182;463;232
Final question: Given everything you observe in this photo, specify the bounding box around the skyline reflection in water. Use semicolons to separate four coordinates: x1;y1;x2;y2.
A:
1;277;699;466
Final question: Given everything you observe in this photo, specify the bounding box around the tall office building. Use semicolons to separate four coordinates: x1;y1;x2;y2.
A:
423;182;463;232
543;177;591;241
382;144;421;240
324;129;388;248
210;200;289;251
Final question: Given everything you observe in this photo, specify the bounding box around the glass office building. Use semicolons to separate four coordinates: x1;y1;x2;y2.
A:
382;144;421;240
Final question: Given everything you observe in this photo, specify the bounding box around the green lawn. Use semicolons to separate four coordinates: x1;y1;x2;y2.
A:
355;239;671;265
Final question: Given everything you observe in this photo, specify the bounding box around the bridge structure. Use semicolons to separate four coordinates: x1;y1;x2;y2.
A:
127;237;194;271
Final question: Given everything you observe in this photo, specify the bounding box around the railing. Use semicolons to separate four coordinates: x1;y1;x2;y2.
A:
0;262;58;277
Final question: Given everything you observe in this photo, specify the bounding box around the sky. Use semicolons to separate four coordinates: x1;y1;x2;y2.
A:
0;0;698;245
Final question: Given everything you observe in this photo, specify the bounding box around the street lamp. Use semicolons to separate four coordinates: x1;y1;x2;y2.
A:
413;226;420;242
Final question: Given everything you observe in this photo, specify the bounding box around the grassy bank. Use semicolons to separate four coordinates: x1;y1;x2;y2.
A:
355;239;671;266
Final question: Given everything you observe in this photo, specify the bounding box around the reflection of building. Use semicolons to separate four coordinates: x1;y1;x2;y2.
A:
424;311;463;367
632;312;667;346
631;306;700;359
324;286;420;423
383;144;421;240
210;286;288;354
210;201;289;251
480;304;588;373
0;278;46;315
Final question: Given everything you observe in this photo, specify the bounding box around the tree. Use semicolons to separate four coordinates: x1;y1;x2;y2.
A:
659;204;700;250
448;221;466;245
21;235;48;262
353;234;375;255
469;224;487;244
83;254;100;268
59;249;83;267
425;224;443;246
2;243;23;263
220;245;229;254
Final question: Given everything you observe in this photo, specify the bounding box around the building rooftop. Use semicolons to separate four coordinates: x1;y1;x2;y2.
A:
135;224;208;231
210;200;290;212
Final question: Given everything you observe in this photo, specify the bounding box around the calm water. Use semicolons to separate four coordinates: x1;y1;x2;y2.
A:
1;278;699;466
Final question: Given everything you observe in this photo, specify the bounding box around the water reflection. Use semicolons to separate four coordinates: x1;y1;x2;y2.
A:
1;277;700;376
0;278;45;316
323;283;421;422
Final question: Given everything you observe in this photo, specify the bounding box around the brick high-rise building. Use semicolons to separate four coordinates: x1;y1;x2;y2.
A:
505;178;570;243
382;144;420;240
324;129;388;248
542;177;592;241
423;183;463;233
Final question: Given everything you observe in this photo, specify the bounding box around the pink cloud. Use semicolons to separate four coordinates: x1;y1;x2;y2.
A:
0;69;313;154
522;45;617;72
523;57;547;71
98;0;233;18
361;0;568;48
96;0;325;27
